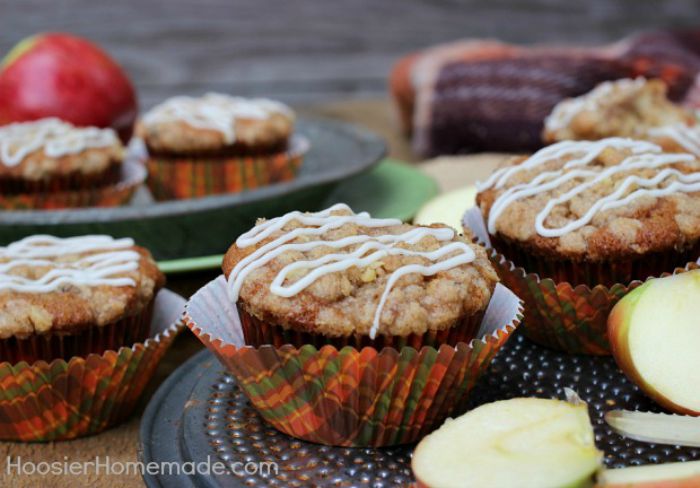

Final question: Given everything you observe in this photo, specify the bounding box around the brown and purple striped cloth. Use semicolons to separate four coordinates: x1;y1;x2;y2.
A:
390;30;700;156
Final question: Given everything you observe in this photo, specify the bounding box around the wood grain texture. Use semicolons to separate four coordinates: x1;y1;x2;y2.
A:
1;0;699;108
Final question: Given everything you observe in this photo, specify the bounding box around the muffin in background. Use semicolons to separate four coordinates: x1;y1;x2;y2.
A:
471;137;700;354
543;78;700;155
137;93;306;200
0;118;124;194
0;234;165;363
222;203;499;349
476;138;700;287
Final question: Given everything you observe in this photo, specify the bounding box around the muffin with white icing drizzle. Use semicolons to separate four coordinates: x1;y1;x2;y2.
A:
542;78;700;156
0;118;124;194
476;138;700;287
138;93;294;156
136;93;305;200
0;234;164;362
222;203;498;348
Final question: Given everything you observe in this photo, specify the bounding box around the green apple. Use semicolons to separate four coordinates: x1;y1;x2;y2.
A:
412;397;602;488
608;270;700;415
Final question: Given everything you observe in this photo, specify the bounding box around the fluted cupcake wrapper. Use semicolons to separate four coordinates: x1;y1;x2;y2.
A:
185;275;523;447
463;207;700;355
0;301;155;364
0;289;185;442
237;304;485;349
0;160;146;210
144;135;309;200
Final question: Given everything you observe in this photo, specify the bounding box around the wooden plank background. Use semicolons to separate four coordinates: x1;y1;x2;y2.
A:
1;0;700;109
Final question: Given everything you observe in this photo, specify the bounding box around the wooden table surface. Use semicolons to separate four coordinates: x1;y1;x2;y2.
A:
0;98;507;488
2;0;700;107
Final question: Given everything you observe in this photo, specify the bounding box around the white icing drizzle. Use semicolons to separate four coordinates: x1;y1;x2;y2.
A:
228;203;476;339
0;235;140;293
476;138;659;192
0;118;119;167
648;124;700;156
480;139;698;237
142;93;293;144
544;77;646;133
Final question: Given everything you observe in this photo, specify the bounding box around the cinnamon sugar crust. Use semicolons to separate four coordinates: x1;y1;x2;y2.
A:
137;95;294;155
0;246;164;339
477;146;700;262
543;78;694;143
222;215;498;338
0;134;124;182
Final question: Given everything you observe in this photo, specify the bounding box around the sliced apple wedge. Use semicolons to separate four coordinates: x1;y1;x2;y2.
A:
608;270;700;415
413;185;476;230
598;460;700;487
412;397;602;488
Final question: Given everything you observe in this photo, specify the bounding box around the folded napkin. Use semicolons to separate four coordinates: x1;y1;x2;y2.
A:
391;30;700;156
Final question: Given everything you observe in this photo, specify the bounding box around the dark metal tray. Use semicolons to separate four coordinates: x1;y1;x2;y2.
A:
0;118;385;261
139;332;700;488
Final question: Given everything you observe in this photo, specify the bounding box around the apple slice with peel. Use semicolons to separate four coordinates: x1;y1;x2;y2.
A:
608;270;700;415
598;460;700;487
412;397;602;488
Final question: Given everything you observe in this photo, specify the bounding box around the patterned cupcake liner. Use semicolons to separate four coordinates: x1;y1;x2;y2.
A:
0;160;146;210
0;300;154;364
144;135;309;200
185;275;522;447
237;304;485;350
488;234;700;288
463;208;700;355
0;162;122;194
0;289;185;442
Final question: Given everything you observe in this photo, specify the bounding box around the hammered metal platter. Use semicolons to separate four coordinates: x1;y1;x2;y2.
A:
0;118;385;261
139;332;700;488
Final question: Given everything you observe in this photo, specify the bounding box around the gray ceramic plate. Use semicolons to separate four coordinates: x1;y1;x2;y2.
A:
0;118;385;260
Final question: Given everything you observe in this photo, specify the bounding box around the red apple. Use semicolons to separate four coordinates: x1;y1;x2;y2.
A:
608;270;700;416
0;33;137;142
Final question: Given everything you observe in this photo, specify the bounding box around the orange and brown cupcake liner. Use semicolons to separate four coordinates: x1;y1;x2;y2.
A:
0;289;185;442
0;160;146;210
185;275;522;447
237;304;485;350
0;301;155;364
463;207;700;355
144;135;309;200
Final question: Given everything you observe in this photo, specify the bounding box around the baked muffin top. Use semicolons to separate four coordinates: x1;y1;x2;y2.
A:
222;204;498;339
0;118;123;181
476;138;700;262
542;78;695;146
137;93;294;155
0;235;165;339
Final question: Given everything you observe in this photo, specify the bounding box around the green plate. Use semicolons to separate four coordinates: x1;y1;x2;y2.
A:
158;159;438;274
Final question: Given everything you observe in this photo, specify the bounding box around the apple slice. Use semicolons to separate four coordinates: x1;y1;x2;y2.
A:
597;460;700;487
413;185;476;230
608;270;700;415
412;397;602;488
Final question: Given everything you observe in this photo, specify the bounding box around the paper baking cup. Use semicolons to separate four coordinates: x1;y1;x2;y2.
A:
0;301;155;364
185;275;522;447
0;160;145;210
463;207;700;355
145;135;309;200
237;304;485;350
0;289;185;442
